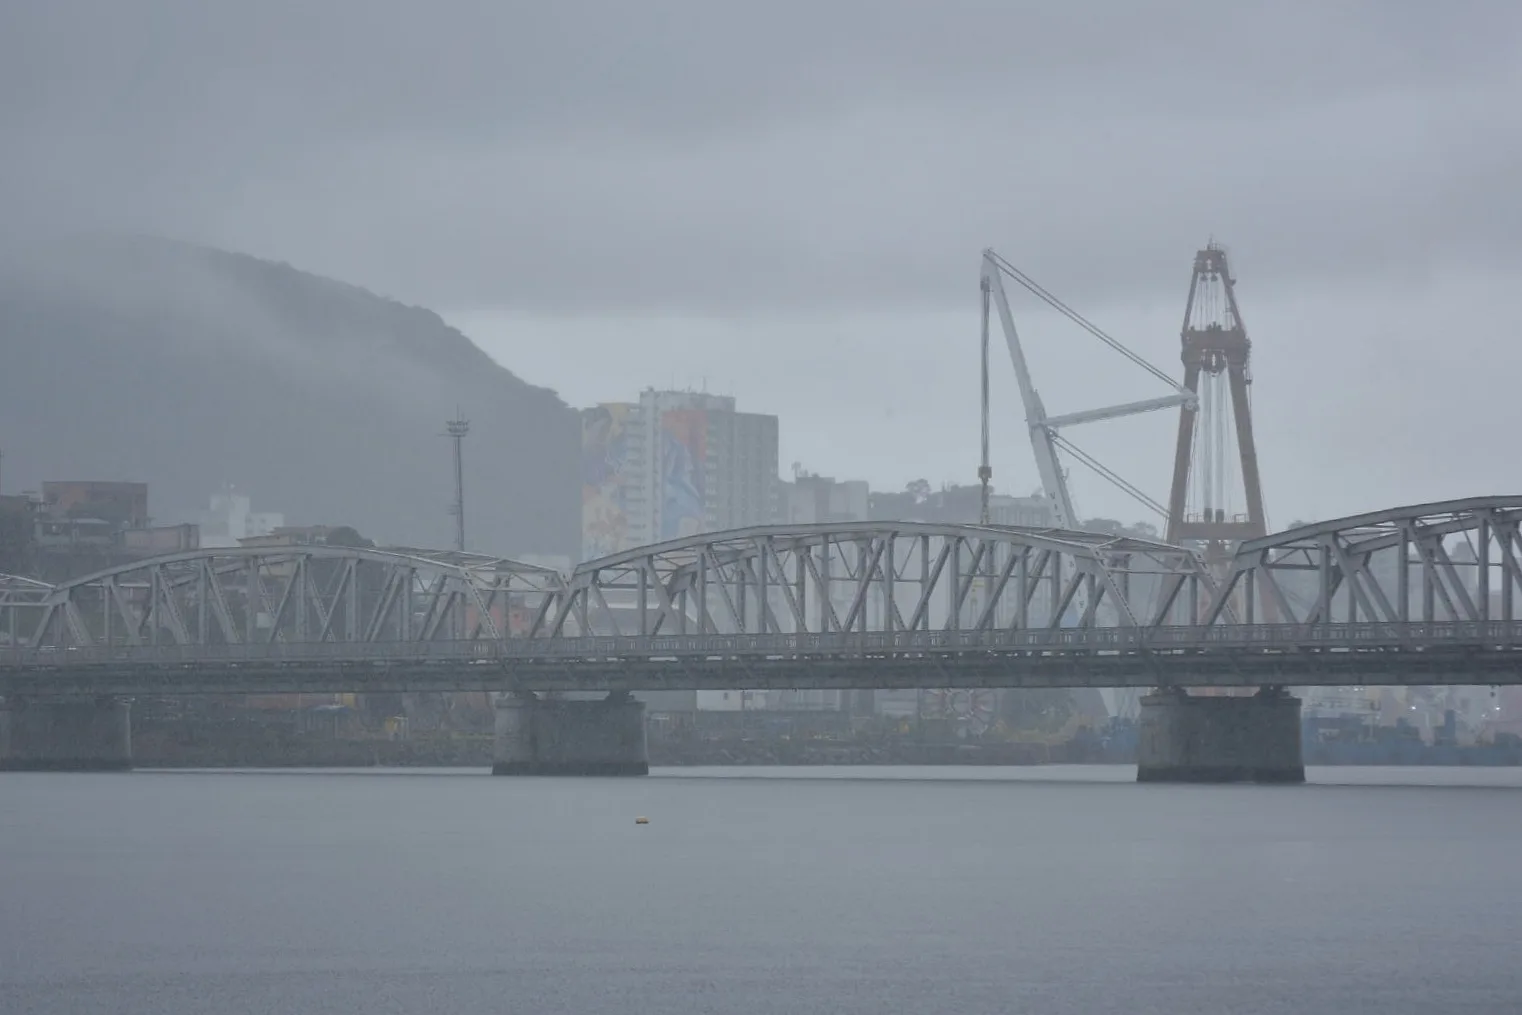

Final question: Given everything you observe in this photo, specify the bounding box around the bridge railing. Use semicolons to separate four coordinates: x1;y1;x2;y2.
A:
5;620;1522;669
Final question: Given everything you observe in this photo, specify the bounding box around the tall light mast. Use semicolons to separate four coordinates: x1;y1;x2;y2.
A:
445;415;469;552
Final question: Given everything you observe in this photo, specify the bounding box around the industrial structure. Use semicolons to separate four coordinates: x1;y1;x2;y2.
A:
977;248;1194;532
977;246;1198;719
976;240;1271;572
1165;243;1268;557
970;240;1514;759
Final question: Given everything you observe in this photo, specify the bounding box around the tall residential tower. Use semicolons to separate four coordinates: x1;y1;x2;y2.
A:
580;389;778;561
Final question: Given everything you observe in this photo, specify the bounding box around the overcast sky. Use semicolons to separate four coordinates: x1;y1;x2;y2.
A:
3;1;1520;527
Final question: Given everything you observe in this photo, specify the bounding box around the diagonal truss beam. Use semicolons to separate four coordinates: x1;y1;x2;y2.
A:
548;522;1216;638
1207;497;1522;626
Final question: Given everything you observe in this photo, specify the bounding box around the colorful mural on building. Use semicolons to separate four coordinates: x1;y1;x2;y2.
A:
580;403;633;560
659;409;707;540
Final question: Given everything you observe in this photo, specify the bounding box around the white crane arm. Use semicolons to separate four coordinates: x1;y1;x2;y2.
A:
1044;392;1192;430
981;250;1076;529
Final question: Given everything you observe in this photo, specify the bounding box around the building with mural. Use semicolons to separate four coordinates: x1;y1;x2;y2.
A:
580;401;637;560
580;390;778;561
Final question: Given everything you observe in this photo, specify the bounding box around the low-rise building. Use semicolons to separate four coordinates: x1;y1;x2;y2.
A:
122;523;200;555
26;480;204;580
776;471;870;525
867;482;1055;527
199;488;284;548
41;481;149;529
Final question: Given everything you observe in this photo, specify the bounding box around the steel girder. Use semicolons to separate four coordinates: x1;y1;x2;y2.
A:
1204;496;1522;626
1;574;51;649
536;522;1221;639
9;621;1522;696
16;545;565;650
0;573;51;607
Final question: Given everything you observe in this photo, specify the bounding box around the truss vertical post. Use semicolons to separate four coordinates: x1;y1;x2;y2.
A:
1479;514;1492;622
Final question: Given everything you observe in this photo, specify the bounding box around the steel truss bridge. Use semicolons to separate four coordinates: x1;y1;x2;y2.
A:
3;498;1522;696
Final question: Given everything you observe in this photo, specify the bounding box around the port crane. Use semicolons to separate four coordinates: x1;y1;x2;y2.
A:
975;251;1196;720
977;248;1196;535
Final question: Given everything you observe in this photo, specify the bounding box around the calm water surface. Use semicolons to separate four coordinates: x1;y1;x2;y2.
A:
3;766;1520;1014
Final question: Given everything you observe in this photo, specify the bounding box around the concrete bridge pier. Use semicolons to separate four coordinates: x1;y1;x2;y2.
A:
1137;686;1303;784
492;691;649;776
0;696;133;772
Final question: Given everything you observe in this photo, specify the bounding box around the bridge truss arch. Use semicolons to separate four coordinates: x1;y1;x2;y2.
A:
1206;496;1522;626
1;574;52;649
21;545;566;650
539;522;1221;639
0;573;51;606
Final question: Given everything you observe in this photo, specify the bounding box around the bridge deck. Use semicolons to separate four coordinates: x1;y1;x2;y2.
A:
3;622;1520;696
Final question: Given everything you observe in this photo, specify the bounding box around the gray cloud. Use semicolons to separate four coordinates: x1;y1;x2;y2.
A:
2;1;1519;314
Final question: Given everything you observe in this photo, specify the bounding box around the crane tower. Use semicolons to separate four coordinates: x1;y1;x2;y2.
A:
1163;243;1267;569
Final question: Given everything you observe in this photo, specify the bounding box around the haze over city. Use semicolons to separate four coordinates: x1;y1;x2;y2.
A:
6;6;1522;1014
2;1;1520;528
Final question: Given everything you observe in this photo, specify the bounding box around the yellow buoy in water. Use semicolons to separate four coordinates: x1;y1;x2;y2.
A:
634;816;649;825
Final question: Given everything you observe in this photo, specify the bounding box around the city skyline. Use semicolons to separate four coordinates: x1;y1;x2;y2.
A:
451;256;1457;534
5;2;1518;536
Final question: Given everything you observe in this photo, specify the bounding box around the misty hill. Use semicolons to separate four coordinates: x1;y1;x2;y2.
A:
0;235;578;558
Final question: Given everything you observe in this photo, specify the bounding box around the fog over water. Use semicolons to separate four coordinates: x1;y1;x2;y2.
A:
4;767;1520;1014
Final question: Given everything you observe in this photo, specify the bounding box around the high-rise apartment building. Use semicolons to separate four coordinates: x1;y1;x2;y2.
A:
581;389;778;561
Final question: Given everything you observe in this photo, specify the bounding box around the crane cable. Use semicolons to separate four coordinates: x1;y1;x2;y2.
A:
984;249;1178;529
1050;432;1170;522
985;250;1179;390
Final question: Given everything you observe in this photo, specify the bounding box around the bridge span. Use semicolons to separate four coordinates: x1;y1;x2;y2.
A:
3;497;1521;778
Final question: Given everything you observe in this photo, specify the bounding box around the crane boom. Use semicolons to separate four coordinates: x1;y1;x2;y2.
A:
981;253;1074;527
977;247;1196;720
978;248;1196;532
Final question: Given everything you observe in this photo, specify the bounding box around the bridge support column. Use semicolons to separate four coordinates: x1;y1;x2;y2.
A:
492;691;648;776
0;696;133;772
1137;687;1302;784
